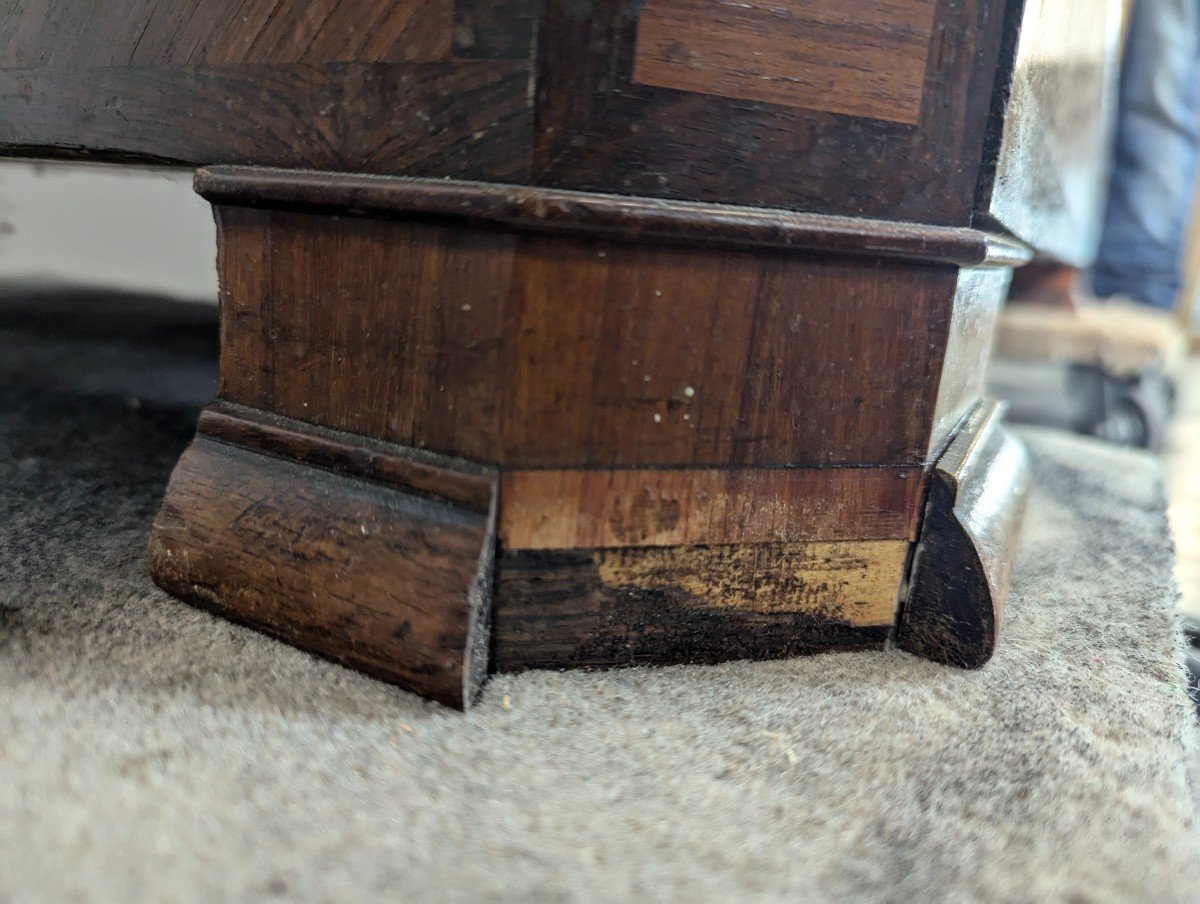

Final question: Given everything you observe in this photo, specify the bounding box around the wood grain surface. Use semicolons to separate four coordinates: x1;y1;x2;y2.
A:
149;435;498;708
0;0;454;66
0;0;535;179
634;0;937;123
214;205;960;469
0;0;1016;226
498;466;924;549
195;166;1031;267
532;0;1009;222
492;540;906;671
199;401;495;514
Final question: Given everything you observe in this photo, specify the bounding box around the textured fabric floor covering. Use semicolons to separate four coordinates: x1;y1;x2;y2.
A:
0;300;1198;902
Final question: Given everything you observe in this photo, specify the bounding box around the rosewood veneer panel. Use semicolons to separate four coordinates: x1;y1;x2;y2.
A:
0;0;535;179
215;206;959;469
532;0;1007;222
633;0;938;123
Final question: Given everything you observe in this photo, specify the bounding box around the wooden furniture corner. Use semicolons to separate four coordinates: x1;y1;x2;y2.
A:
0;0;1118;708
146;166;1032;708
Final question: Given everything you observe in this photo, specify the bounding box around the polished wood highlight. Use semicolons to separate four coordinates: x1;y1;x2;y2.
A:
498;466;924;550
928;267;1012;456
633;0;937;123
150;432;499;709
898;401;1030;668
492;541;905;672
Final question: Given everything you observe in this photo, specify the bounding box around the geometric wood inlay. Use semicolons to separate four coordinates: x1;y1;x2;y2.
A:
634;0;937;124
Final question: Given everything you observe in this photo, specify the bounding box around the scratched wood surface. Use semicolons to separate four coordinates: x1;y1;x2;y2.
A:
149;434;498;709
0;0;1010;225
214;206;959;470
498;466;924;550
492;540;906;671
0;0;535;180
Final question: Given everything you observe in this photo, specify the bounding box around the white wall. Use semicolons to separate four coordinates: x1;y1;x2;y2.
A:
0;160;218;302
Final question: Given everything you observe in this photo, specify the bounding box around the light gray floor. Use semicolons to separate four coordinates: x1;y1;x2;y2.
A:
0;293;1197;902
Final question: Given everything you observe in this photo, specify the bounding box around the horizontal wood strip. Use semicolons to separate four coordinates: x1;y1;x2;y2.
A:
498;467;925;549
0;0;454;67
196;166;1032;267
0;63;534;180
199;401;496;514
591;540;907;624
633;0;936;124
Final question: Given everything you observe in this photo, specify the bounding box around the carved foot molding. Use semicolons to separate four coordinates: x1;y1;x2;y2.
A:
149;167;1032;709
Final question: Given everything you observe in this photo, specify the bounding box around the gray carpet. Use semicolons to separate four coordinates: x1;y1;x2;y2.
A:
1;290;1198;902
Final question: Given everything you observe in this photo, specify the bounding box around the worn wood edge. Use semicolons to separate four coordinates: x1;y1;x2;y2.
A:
148;432;499;710
195;166;1033;267
200;400;496;513
896;399;1030;668
498;465;925;549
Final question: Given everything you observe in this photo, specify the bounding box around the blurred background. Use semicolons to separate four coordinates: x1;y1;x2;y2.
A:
0;160;214;302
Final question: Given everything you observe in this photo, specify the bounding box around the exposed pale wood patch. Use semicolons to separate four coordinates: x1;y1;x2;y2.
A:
633;0;937;124
499;466;924;549
593;540;908;625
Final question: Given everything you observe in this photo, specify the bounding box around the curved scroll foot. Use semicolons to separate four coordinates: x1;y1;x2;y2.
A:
897;400;1030;668
148;403;498;710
